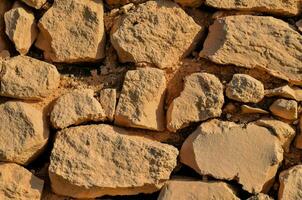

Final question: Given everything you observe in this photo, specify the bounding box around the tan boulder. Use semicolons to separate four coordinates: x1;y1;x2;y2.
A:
174;0;204;7
167;73;224;132
36;0;105;63
269;99;298;120
200;15;302;85
0;163;44;200
226;74;264;103
0;56;60;100
99;88;116;121
158;179;239;200
50;89;106;129
115;68;166;131
4;6;37;55
180;119;283;193
110;0;201;69
279;165;302;200
0;0;12;52
205;0;301;16
241;105;269;114
254;119;296;152
49;124;178;198
265;85;302;101
0;101;49;165
20;0;47;9
247;194;273;200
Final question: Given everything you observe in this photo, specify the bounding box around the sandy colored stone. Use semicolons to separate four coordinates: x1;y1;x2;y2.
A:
0;101;49;165
180;119;283;193
0;0;12;52
36;0;105;63
174;0;204;7
4;7;38;55
254;119;296;152
0;56;60;100
200;15;302;85
49;124;178;198
115;68;166;131
279;165;302;200
111;0;201;69
269;99;298;120
99;88;116;121
20;0;47;9
265;85;302;101
226;74;264;103
247;194;273;200
241;105;268;114
167;73;224;132
297;20;302;32
205;0;301;16
50;89;106;129
0;163;44;200
158;179;239;200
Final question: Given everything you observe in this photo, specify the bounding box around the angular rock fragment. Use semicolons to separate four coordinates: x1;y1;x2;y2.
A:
226;74;264;103
174;0;204;7
0;101;49;165
247;193;273;200
269;99;298;120
158;179;239;200
205;0;301;16
167;73;224;132
241;105;268;114
180;119;283;193
111;0;201;69
99;88;116;121
36;0;105;63
200;15;302;85
0;0;12;52
0;163;44;200
49;124;178;198
265;85;302;101
20;0;47;9
4;6;38;55
50;89;106;129
115;68;166;131
279;165;302;200
0;56;60;100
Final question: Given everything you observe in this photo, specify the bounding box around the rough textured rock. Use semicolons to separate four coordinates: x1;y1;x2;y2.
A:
0;56;60;100
111;0;201;69
167;73;224;132
49;124;178;198
50;89;106;129
226;74;264;103
0;163;44;200
265;85;302;101
254;119;296;152
20;0;47;9
158;179;239;200
241;105;269;114
180;119;283;193
115;68;166;131
35;0;105;63
0;101;49;165
4;7;38;55
269;99;298;120
99;88;116;121
247;193;273;200
0;0;12;52
200;15;302;85
205;0;301;16
279;165;302;200
174;0;204;7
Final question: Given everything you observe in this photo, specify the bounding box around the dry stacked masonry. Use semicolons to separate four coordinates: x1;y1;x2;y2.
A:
0;0;301;199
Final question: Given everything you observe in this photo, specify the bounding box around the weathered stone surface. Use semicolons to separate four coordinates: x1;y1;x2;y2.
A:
0;56;60;100
226;74;264;103
254;119;296;152
297;20;302;32
180;119;283;193
174;0;204;7
36;0;105;63
269;99;298;120
0;0;12;52
0;163;44;200
247;193;273;200
49;124;178;198
0;101;49;165
50;89;106;129
115;68;166;131
265;85;302;101
20;0;47;9
241;105;269;114
158;179;239;200
200;15;302;85
111;0;201;69
167;73;224;132
99;88;116;121
279;165;302;200
205;0;301;16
